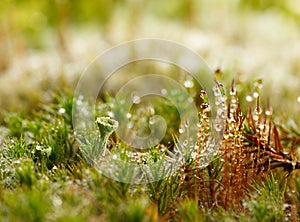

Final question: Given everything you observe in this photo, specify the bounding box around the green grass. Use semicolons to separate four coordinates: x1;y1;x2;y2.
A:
0;77;300;222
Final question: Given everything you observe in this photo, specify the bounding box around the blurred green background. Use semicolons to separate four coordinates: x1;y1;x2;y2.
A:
0;0;300;115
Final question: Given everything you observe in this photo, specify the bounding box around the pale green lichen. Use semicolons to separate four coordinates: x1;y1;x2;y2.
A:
96;117;119;156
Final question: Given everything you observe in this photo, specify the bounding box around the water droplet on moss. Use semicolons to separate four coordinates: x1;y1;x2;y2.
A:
253;92;259;98
253;115;259;121
126;113;132;119
132;95;141;104
112;154;117;160
265;108;273;116
230;87;236;96
161;88;167;95
254;79;263;89
183;140;188;146
215;124;223;132
179;126;185;134
147;107;155;115
149;117;155;125
200;90;207;100
127;121;134;129
58;108;66;114
217;108;226;119
76;100;82;106
255;106;262;115
184;120;189;128
107;111;114;118
246;95;253;102
184;80;194;88
213;85;221;97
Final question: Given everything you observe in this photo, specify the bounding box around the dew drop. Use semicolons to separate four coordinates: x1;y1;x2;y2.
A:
183;140;188;146
184;80;194;88
58;108;66;114
184;120;189;128
215;124;223;132
259;124;264;130
217;108;226;119
297;96;300;103
203;104;211;112
52;196;62;207
200;135;206;141
112;154;117;160
126;113;132;119
253;115;259;121
215;97;224;106
253;92;259;98
223;134;229;140
147;107;155;115
213;86;221;97
78;95;84;100
254;79;263;89
199;90;207;99
132;95;141;104
76;100;83;106
246;95;253;102
161;88;167;95
107;111;114;118
127;121;134;129
255;106;262;115
179;126;185;134
149;117;155;125
265;108;273;116
230;87;236;96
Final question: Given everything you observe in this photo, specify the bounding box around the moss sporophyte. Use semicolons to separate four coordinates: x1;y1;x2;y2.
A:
96;117;119;156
